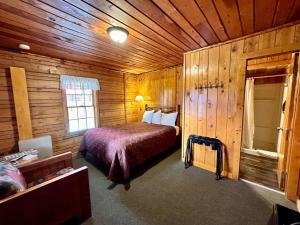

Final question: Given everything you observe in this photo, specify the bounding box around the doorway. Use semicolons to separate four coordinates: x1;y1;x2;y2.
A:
240;52;298;191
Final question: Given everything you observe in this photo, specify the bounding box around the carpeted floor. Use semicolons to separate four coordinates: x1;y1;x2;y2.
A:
73;149;296;225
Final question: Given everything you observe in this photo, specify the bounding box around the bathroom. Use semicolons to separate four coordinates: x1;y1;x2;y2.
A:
240;53;297;191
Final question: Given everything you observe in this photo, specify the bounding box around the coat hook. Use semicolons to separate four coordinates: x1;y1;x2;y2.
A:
197;84;202;93
220;81;224;88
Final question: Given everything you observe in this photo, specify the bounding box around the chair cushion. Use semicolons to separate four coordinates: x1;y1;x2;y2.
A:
0;161;26;200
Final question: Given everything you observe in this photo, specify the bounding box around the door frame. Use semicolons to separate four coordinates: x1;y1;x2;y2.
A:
285;55;300;201
277;73;294;190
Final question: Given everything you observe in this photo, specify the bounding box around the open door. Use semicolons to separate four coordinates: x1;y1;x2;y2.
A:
277;53;299;190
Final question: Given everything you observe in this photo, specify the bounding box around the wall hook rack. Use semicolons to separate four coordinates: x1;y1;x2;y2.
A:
195;81;224;90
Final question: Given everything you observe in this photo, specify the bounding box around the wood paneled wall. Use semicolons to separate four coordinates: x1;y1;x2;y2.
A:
138;65;183;121
124;73;139;123
182;23;300;179
0;49;126;156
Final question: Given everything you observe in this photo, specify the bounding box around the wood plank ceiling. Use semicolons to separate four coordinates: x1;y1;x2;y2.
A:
0;0;299;74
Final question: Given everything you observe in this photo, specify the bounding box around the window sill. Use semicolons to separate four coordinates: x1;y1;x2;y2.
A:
66;129;88;137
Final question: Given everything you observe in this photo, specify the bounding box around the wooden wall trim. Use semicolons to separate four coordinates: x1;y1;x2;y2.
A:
123;74;127;123
10;67;32;140
231;60;247;179
181;55;186;159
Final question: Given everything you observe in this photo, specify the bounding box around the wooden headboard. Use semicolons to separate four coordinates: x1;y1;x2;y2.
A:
145;104;181;127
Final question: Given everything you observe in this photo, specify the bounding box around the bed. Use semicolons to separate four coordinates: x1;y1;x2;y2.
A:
79;105;180;182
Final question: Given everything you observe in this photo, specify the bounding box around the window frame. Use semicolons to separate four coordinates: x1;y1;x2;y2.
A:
62;89;99;137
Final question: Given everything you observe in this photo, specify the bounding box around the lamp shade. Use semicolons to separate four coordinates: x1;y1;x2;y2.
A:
135;95;144;102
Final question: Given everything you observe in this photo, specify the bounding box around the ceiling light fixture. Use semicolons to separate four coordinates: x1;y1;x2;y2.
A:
107;26;129;43
19;44;30;50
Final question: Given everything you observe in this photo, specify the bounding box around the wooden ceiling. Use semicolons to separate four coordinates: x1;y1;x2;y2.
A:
0;0;299;74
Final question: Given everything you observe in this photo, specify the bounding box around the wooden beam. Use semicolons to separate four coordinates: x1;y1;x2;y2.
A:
246;59;291;70
10;67;32;140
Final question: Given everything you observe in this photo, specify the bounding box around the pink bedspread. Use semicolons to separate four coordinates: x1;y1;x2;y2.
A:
79;122;176;182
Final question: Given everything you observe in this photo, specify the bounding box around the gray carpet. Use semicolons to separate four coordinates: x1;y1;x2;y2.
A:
73;149;296;225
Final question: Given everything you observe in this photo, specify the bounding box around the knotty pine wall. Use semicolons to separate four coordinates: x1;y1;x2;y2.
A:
0;49;138;156
124;73;139;123
138;65;183;122
182;23;300;180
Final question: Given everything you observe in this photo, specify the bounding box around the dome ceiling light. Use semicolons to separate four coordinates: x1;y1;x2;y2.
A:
107;26;129;43
19;43;30;50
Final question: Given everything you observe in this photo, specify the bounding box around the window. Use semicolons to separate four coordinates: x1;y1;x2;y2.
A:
64;88;98;134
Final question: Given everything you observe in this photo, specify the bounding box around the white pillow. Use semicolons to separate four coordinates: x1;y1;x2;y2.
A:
151;110;162;124
142;110;154;123
161;112;178;126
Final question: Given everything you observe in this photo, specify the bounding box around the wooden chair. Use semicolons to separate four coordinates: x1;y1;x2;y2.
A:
0;152;91;225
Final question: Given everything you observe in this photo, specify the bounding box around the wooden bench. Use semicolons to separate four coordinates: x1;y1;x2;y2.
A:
0;152;91;225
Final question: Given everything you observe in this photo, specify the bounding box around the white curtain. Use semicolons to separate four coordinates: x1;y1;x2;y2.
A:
60;75;100;90
242;79;255;149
